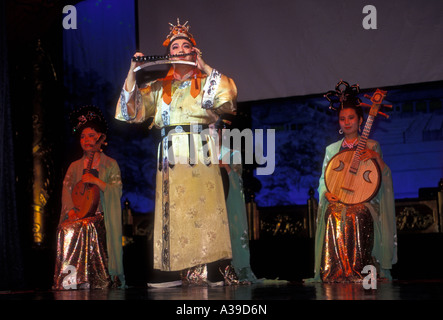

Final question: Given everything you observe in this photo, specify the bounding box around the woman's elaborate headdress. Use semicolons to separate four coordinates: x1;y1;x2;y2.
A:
163;18;197;47
69;105;108;135
324;80;361;111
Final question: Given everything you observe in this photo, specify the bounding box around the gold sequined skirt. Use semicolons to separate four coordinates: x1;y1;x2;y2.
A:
320;203;374;282
53;214;110;290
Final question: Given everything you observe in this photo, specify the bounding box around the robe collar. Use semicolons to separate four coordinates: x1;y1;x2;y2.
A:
161;67;205;105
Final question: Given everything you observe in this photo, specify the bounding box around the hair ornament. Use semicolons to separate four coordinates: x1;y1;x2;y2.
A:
324;80;361;111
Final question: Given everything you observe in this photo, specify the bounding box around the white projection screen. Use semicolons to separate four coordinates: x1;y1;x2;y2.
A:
136;0;443;102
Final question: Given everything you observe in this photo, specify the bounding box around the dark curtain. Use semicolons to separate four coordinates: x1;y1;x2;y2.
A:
3;0;67;290
0;0;25;290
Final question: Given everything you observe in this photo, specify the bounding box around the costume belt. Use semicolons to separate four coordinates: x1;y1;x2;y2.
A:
158;124;211;170
160;124;209;139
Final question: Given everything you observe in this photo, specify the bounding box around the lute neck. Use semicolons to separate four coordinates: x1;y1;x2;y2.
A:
85;151;97;173
349;114;375;173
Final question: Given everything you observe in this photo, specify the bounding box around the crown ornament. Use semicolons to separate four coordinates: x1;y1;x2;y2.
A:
163;18;196;47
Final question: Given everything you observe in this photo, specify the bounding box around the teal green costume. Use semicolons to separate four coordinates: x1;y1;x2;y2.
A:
54;153;125;289
308;138;397;282
221;146;258;283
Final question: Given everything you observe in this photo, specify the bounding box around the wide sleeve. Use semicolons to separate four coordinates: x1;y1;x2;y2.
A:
202;69;237;115
115;79;158;123
369;140;398;269
59;161;80;224
99;157;125;285
378;164;397;268
317;140;342;210
309;140;342;281
317;150;329;209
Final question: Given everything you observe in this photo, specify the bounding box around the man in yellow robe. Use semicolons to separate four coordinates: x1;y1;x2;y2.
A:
115;19;237;284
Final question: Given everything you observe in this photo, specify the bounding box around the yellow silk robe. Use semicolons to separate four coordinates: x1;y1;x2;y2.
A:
116;68;237;271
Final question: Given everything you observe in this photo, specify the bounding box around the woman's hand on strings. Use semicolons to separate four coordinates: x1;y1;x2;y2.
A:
82;173;107;191
359;148;380;162
360;148;386;170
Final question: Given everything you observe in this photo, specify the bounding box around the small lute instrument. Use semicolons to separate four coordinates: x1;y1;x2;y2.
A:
71;134;106;219
325;89;391;205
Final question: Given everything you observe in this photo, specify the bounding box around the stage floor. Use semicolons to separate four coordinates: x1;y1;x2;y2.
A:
2;279;441;318
2;279;443;301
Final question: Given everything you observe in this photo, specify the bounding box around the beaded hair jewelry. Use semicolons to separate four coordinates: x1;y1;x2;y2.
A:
324;80;361;111
70;105;108;135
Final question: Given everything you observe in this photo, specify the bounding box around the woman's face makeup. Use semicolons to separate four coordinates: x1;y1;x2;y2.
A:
80;127;101;152
339;108;362;137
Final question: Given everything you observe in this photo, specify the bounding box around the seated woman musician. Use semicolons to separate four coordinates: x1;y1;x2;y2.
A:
308;81;397;283
52;105;125;290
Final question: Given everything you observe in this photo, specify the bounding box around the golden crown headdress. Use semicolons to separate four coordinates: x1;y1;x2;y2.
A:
163;18;196;47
